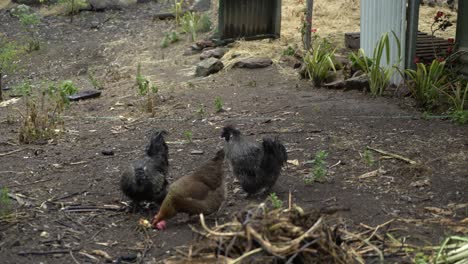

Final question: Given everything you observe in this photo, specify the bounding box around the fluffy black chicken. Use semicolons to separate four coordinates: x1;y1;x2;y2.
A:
120;130;169;206
221;125;287;195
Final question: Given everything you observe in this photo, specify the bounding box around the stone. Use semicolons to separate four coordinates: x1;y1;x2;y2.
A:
195;40;215;49
101;149;115;156
280;55;302;69
183;48;200;56
195;58;224;77
323;80;345;89
200;48;226;60
233;57;273;69
345;32;360;49
88;0;136;11
344;74;369;91
189;0;211;11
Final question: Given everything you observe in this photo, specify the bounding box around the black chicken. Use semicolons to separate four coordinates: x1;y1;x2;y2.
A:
120;130;169;206
221;125;287;195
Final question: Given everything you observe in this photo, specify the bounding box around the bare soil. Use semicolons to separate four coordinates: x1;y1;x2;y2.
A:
0;2;467;264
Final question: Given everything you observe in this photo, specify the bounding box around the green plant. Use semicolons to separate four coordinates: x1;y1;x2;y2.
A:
214;96;223;113
434;236;468;264
353;32;401;96
348;52;373;73
0;187;11;216
160;31;180;48
184;130;193;143
269;193;282;209
196;103;206;118
439;81;468;124
88;68;103;90
17;81;77;143
15;9;41;51
305;150;328;184
303;38;336;86
136;64;158;115
0;38;20;101
172;0;184;25
403;59;447;109
363;149;375;166
283;46;295;56
197;14;212;32
413;252;429;264
59;0;87;22
181;12;200;41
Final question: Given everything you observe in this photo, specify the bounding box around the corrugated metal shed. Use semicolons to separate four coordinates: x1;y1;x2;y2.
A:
456;0;468;77
360;0;406;84
217;0;281;42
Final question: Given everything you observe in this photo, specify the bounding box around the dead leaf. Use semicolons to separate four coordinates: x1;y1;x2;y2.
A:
357;168;386;179
424;207;453;216
91;249;112;260
287;159;300;166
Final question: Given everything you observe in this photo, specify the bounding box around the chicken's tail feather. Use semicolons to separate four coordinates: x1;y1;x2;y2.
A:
262;137;288;166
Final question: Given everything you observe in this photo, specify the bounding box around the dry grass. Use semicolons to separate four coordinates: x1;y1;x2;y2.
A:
0;0;11;9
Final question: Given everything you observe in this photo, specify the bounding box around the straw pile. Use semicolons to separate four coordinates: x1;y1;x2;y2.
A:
163;200;383;264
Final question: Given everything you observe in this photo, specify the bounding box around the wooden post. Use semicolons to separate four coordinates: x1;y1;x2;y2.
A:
304;0;314;50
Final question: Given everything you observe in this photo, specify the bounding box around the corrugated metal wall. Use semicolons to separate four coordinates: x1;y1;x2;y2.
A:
361;0;406;84
218;0;281;41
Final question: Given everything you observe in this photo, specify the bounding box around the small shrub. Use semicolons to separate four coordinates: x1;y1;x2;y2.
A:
352;32;401;96
363;149;375;166
303;38;336;86
197;14;212;32
184;130;193;143
0;187;11;216
305;150;328;184
136;64;158;115
13;8;41;52
196;103;206;118
440;81;468;124
160;31;180;48
17;81;78;143
181;12;200;41
283;46;295;56
269;193;282;209
403;59;447;109
0;38;20;101
214;96;223;113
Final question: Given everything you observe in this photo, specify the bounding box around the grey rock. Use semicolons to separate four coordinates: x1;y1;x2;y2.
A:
200;48;226;60
344;74;369;91
88;0;136;10
233;57;273;69
195;58;224;77
280;55;302;69
323;80;345;89
190;0;211;11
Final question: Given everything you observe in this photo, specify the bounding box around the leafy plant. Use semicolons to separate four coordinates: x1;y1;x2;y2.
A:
136;64;158;115
59;0;87;22
269;193;282;209
183;130;193;143
197;14;212;32
172;0;184;25
363;149;375;166
403;59;447;109
17;81;78;143
305;150;328;184
439;81;468;124
14;8;41;52
348;52;373;73
214;96;223;113
303;38;336;86
181;12;200;41
0;38;20;101
0;187;11;216
283;46;295;56
352;32;401;96
196;103;206;118
160;31;180;48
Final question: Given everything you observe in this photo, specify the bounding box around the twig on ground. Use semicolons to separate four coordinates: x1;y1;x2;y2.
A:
18;248;81;256
367;147;418;165
0;148;24;157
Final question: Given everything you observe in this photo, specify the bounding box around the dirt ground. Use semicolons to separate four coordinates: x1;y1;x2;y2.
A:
0;1;467;264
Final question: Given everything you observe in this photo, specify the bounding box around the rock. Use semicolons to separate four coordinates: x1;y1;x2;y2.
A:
190;150;204;155
323;80;345;89
344;74;369;91
195;58;224;77
68;90;102;101
189;0;211;11
88;0;136;10
191;44;203;51
233;57;273;69
195;40;215;49
101;149;115;156
280;55;302;69
395;84;411;98
200;48;226;60
183;48;201;56
119;253;138;262
345;32;360;49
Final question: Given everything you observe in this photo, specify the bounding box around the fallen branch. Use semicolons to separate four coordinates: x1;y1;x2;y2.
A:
199;214;244;237
357;168;387;179
367;147;418;165
0;148;24;157
18;248;81;256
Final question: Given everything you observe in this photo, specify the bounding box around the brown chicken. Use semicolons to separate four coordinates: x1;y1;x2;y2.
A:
152;149;225;229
